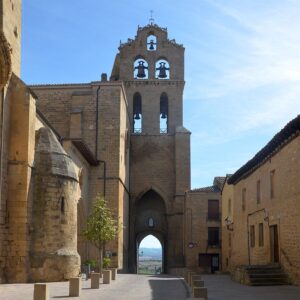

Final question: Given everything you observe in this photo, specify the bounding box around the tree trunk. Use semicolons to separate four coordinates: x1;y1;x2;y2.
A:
99;244;103;276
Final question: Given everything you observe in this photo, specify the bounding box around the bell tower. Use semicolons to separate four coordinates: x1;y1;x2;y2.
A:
111;23;190;273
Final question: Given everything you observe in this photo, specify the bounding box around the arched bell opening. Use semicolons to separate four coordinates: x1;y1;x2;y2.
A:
137;234;163;274
147;34;157;51
155;59;170;79
160;92;169;134
133;57;149;79
133;92;142;134
133;189;167;273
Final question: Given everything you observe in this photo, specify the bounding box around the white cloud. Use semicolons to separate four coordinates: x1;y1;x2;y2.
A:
184;0;300;144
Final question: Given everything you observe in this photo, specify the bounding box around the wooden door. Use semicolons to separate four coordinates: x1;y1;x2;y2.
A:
270;225;279;263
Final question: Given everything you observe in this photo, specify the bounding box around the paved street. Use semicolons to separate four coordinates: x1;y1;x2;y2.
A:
0;274;188;300
197;274;300;300
1;274;300;300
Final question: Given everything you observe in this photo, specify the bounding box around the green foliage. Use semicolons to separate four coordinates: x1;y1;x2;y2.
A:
103;257;111;269
83;197;120;250
83;259;97;267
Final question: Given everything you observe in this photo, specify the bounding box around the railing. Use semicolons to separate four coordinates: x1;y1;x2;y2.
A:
133;128;142;134
160;128;168;134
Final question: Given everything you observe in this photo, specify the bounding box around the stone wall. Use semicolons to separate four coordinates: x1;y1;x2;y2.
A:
231;135;300;285
31;81;130;270
185;188;222;273
1;0;22;76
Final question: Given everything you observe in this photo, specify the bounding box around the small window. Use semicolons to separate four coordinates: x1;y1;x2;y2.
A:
242;188;246;211
148;217;154;228
133;92;142;134
61;196;65;214
134;58;148;79
155;59;170;79
257;180;261;204
160;93;168;134
250;225;255;248
228;198;232;217
259;223;264;247
147;34;157;51
208;200;219;221
208;227;220;247
270;170;275;199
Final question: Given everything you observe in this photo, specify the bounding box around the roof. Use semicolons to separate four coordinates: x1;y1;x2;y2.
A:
190;176;226;193
228;115;300;185
190;185;221;193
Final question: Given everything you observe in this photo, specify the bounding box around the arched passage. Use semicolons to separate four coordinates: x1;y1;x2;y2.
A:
130;189;167;273
137;234;162;274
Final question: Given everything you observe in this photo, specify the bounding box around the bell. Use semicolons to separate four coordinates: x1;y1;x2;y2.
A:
134;113;141;120
158;68;167;78
161;112;167;119
149;40;155;50
157;62;168;79
136;61;147;78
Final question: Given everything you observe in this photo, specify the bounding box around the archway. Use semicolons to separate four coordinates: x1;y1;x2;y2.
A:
137;234;162;274
129;189;167;273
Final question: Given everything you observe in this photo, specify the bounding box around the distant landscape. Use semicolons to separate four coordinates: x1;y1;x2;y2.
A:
138;248;162;274
139;247;162;261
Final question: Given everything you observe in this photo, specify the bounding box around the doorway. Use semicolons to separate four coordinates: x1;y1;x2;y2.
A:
198;253;220;273
137;234;162;274
270;225;279;263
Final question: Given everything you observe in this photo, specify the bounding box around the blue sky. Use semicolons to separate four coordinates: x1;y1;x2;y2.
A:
22;0;300;189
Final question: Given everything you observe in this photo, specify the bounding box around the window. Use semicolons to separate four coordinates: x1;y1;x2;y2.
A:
208;227;220;247
160;93;168;134
133;58;148;79
259;223;264;247
257;180;261;204
208;200;219;221
133;92;142;133
61;196;65;213
250;225;255;248
270;170;275;199
147;34;157;51
148;217;154;228
155;59;170;79
228;198;232;217
242;188;246;211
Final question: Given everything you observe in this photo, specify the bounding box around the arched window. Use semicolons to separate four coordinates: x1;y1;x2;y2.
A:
133;58;148;79
160;93;168;134
133;92;142;134
156;59;170;79
148;217;154;228
147;34;157;51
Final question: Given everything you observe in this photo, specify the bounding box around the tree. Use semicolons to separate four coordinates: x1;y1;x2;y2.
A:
83;196;119;274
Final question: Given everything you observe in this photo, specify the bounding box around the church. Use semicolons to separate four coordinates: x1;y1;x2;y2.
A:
1;0;299;286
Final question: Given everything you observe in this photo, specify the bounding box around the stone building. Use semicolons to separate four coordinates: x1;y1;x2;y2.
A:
184;177;224;273
225;115;300;285
0;0;193;282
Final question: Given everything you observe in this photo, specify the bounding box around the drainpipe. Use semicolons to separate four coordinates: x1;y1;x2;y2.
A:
95;74;108;198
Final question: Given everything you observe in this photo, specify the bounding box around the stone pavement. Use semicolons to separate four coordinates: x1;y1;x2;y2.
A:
197;274;300;300
1;274;300;300
0;274;188;300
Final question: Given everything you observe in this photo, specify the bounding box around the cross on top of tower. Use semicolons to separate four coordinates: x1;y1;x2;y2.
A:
149;10;154;25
